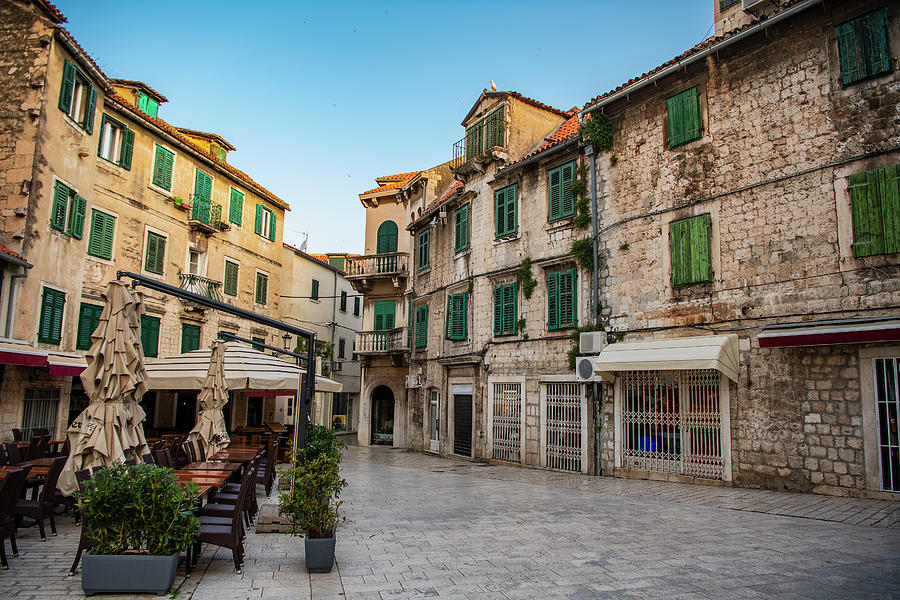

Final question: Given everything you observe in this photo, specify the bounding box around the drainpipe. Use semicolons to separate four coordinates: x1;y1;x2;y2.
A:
5;272;27;338
585;143;602;477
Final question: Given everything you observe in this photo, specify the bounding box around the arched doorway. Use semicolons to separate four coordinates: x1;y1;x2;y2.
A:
371;385;395;445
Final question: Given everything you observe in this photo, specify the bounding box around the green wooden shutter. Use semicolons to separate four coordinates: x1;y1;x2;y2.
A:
340;291;347;311
495;188;507;237
668;86;701;148
560;162;576;219
455;204;470;252
121;128;134;170
254;204;263;235
152;146;174;190
373;301;395;331
51;182;69;231
87;210;115;260
354;297;360;316
493;285;503;336
866;8;892;77
882;166;900;255
229;189;244;225
145;232;165;274
837;19;864;86
446;293;467;340
181;324;201;353
418;230;429;269
487;106;505;148
670;215;712;285
146;98;159;119
256;273;268;304
268;210;276;241
59;60;76;113
547;271;559;331
670;218;690;286
415;305;428;348
558;269;576;329
194;170;212;207
84;85;97;134
849;170;885;257
549;166;562;221
837;8;892;86
506;186;517;235
311;279;319;300
71;195;87;239
504;282;518;335
141;315;160;358
76;303;102;350
137;92;148;115
224;261;238;296
376;221;398;253
38;287;65;345
690;214;712;283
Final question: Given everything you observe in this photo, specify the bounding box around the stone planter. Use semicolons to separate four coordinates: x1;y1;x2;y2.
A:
82;552;179;595
305;535;335;573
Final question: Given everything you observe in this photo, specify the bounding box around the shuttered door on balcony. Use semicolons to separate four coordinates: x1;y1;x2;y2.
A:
453;393;472;457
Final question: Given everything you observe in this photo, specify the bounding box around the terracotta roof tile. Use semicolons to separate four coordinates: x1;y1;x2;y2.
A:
105;93;288;211
0;243;31;267
407;181;464;231
33;0;66;23
376;171;420;184
583;0;807;110
108;78;168;103
504;114;581;169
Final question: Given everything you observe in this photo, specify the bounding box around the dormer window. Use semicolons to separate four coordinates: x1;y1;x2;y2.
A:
465;106;505;159
58;60;97;133
211;144;227;162
137;91;159;118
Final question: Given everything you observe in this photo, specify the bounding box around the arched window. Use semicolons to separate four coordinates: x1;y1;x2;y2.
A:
376;220;398;254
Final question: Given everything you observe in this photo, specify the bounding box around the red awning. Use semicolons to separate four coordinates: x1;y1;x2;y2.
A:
47;353;87;377
758;316;900;348
0;340;48;367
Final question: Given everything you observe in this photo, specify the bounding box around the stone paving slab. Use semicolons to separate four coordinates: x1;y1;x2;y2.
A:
3;446;899;599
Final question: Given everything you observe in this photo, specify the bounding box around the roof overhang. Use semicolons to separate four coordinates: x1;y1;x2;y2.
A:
594;334;740;383
758;316;900;348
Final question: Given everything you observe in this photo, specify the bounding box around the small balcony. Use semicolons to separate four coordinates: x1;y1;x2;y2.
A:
188;199;223;234
354;327;408;356
344;252;408;291
179;273;223;302
450;110;507;178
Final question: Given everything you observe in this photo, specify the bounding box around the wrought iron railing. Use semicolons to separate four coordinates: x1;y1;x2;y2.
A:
451;137;466;170
190;199;223;229
179;273;223;302
355;327;408;354
344;252;408;277
451;108;505;169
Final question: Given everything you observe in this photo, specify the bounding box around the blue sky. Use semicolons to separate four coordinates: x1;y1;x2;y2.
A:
55;1;713;254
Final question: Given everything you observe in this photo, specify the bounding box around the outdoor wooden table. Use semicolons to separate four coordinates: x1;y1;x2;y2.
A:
209;450;258;461
182;461;242;472
0;464;49;479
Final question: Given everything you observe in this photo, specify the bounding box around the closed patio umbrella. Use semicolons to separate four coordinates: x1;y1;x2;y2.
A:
58;280;150;495
187;339;230;457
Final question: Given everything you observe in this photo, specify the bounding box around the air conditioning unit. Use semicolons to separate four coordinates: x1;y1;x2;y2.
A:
405;375;420;388
742;0;769;10
579;331;606;354
575;355;602;383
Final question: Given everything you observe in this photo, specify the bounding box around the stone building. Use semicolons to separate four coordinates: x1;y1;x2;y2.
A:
584;0;900;497
280;244;362;432
0;0;290;438
346;166;454;447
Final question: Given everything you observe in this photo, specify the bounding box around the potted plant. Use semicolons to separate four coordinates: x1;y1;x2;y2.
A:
76;463;200;595
278;426;348;573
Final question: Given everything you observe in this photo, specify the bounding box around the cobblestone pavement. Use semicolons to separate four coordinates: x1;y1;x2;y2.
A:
4;446;899;599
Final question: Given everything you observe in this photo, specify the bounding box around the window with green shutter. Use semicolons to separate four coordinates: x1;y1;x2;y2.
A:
353;296;360;316
97;114;134;169
495;184;518;238
255;272;268;305
493;282;518;337
58;60;96;133
76;303;102;350
667;86;703;148
837;8;892;87
445;292;468;341
415;304;429;349
152;145;175;191
373;301;395;331
547;269;577;331
376;221;398;253
181;323;201;353
229;188;244;225
340;291;348;312
254;205;276;241
224;260;239;296
252;337;265;352
144;231;166;275
454;203;470;253
669;214;712;286
38;287;66;345
417;230;430;271
140;315;160;358
137;92;159;119
194;170;213;214
849;164;900;257
86;209;115;260
338;338;346;359
548;161;576;222
50;181;86;239
310;279;319;301
465;107;505;159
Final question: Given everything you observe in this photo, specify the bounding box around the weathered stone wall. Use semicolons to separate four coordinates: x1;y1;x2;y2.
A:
594;1;900;495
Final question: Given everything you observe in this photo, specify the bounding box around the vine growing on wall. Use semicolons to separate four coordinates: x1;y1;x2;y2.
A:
570;238;594;271
519;258;538;299
572;165;590;230
578;112;613;153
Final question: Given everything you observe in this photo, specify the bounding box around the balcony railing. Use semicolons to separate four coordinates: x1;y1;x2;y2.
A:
189;199;223;232
179;273;223;302
345;252;408;278
355;327;408;354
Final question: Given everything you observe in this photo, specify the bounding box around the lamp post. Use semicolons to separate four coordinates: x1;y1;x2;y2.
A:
282;332;292;351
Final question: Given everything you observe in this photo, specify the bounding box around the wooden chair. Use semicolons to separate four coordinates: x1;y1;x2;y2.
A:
4;443;20;466
22;437;40;461
0;467;30;568
11;429;22;442
14;456;66;540
193;465;252;573
142;453;156;465
0;445;6;467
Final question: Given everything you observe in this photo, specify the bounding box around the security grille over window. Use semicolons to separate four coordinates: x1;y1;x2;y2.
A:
22;389;60;440
621;369;723;479
491;382;522;463
874;358;900;492
544;383;582;472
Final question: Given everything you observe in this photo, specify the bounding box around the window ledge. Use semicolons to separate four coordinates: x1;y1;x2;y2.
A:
493;234;519;245
97;157;125;173
148;184;174;199
417;267;432;276
454;249;471;258
545;218;574;232
86;254;114;267
62;114;87;136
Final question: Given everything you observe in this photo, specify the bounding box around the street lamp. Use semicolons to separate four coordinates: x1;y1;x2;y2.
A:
282;332;292;351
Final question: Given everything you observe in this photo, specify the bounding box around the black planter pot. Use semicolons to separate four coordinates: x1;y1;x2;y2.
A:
305;535;335;573
81;552;179;595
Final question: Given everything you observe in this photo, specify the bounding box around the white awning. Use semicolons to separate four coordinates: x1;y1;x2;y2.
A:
144;342;342;393
593;334;740;383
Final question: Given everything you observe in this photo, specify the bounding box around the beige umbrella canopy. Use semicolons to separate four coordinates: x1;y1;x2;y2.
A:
58;280;150;495
187;340;230;458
